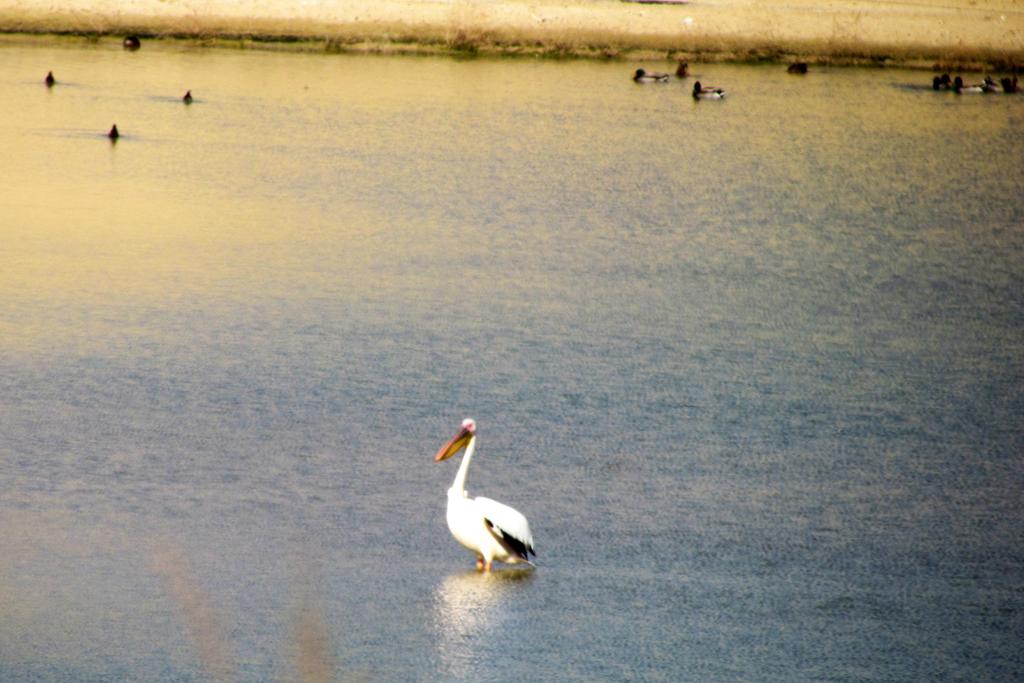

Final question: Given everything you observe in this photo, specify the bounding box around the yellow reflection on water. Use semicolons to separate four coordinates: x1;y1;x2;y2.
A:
7;44;1019;363
2;46;422;356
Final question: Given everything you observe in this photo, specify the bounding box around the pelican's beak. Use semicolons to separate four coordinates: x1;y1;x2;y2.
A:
434;425;473;462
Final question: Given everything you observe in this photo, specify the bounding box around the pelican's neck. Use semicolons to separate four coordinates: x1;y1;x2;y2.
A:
450;435;476;496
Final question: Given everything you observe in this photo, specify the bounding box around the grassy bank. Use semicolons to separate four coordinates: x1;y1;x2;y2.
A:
1;7;1021;71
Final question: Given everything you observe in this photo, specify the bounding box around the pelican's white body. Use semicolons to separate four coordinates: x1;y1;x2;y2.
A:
446;490;532;567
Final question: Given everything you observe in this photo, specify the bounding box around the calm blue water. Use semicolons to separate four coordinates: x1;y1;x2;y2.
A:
1;42;1023;681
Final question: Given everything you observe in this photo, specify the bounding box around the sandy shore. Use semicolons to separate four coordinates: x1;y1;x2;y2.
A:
0;0;1021;68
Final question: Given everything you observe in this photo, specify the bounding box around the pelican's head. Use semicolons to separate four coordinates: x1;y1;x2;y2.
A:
434;418;476;462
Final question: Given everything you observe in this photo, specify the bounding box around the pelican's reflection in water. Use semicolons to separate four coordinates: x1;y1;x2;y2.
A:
432;569;534;680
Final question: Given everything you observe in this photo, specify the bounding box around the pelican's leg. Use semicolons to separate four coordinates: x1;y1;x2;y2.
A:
475;556;484;571
483;560;493;572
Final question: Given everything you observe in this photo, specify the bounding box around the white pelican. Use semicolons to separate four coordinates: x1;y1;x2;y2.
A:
434;418;536;572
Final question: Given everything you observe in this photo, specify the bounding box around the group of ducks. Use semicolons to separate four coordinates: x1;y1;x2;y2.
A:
932;73;1020;94
633;60;728;99
42;35;193;141
635;59;1021;100
632;60;811;99
42;39;1021;138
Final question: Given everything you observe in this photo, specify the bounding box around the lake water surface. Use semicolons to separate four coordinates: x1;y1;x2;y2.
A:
1;41;1023;682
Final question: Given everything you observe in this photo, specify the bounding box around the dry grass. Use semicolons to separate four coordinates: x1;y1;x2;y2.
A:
0;5;1020;70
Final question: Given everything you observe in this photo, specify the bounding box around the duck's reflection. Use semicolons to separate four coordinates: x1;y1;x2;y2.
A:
432;569;534;679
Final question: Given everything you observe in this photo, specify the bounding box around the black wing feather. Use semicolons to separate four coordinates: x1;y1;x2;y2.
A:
484;518;535;560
